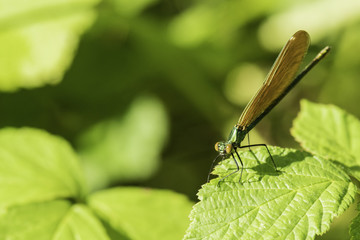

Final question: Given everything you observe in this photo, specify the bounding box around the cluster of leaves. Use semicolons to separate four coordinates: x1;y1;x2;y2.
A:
0;127;192;239
1;99;359;239
2;0;360;239
185;100;360;240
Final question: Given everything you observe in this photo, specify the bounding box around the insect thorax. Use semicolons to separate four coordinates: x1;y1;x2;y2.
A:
227;125;247;147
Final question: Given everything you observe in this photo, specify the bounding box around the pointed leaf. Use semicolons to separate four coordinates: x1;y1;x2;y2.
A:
291;100;360;180
54;204;110;240
88;187;193;240
0;127;86;208
184;147;356;240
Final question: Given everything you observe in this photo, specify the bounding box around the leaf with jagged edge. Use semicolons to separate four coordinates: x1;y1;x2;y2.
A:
291;100;360;181
291;101;360;240
184;146;356;240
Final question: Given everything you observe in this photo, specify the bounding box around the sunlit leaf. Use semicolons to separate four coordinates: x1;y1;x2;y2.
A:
185;147;356;240
0;201;109;240
89;187;193;240
0;0;100;91
53;204;110;240
291;100;360;180
0;127;86;209
77;95;168;190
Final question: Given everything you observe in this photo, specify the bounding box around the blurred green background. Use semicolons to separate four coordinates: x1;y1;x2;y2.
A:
1;0;360;239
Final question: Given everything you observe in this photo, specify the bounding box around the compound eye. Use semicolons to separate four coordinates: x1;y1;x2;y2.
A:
225;144;232;154
214;142;220;152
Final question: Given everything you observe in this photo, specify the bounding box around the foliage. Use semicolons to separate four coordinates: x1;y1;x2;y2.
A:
185;101;360;240
291;100;360;180
1;0;360;239
185;147;356;239
291;100;360;240
0;128;192;239
0;0;99;91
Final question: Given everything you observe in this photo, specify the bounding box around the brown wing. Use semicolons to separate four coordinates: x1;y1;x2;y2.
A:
237;30;310;129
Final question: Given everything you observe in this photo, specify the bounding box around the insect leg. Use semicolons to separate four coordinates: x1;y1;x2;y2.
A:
207;155;223;182
234;149;244;182
217;150;243;186
238;144;277;171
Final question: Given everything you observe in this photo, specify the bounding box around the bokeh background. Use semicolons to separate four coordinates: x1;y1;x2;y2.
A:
1;0;360;239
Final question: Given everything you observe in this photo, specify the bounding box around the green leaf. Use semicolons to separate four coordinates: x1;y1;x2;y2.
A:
54;204;110;240
184;146;356;240
0;201;70;240
0;127;86;209
77;95;168;190
291;100;360;180
0;200;109;240
88;187;193;240
0;0;100;91
350;203;360;240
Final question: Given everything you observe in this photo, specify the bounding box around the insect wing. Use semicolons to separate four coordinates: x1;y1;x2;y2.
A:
237;30;310;129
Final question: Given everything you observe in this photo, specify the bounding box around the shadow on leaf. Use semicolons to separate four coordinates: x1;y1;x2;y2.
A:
211;147;307;186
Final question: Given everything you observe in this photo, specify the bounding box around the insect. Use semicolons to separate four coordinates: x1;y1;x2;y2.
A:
210;30;330;183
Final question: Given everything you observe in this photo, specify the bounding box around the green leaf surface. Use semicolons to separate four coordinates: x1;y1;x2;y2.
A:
184;146;356;240
0;200;109;240
291;100;360;180
78;95;168;190
350;203;360;240
0;127;86;209
88;187;193;240
53;204;110;240
0;200;70;240
0;0;99;91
